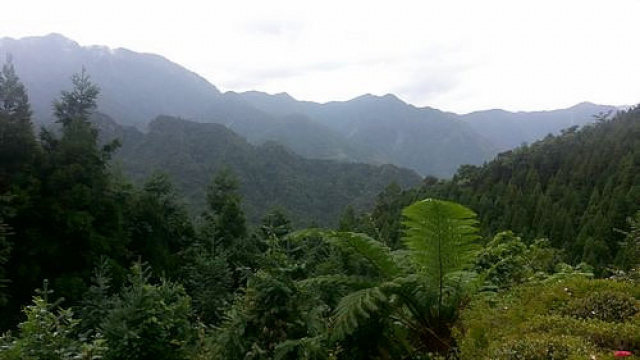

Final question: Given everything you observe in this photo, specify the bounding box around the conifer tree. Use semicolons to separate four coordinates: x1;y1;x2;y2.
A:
0;56;37;192
200;167;260;285
204;167;247;248
5;70;126;315
127;172;195;276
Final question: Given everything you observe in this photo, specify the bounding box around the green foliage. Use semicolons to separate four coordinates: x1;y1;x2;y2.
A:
53;68;100;127
114;116;421;227
560;290;639;323
127;172;195;275
324;231;400;279
456;277;640;360
0;195;13;306
357;107;640;272
487;333;593;360
0;282;106;360
0;56;36;193
179;241;233;325
475;232;563;289
209;250;327;360
402;199;480;304
3;69;128;314
204;167;247;246
302;199;483;358
260;207;293;240
77;257;115;334
617;210;640;270
198;168;262;290
101;263;194;360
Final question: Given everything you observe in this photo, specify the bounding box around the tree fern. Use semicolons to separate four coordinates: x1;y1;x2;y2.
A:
301;199;482;357
402;198;480;309
298;274;377;290
331;286;389;340
325;231;400;278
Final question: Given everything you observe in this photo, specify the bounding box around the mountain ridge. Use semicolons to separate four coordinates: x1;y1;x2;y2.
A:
0;33;620;177
92;114;422;226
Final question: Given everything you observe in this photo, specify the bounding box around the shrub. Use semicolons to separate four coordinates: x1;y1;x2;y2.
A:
101;264;194;360
561;290;639;322
488;333;592;360
456;277;640;359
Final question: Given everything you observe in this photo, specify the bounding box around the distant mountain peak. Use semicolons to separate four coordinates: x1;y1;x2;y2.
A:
0;33;221;126
568;101;602;111
273;92;295;100
351;93;405;105
382;93;402;101
41;32;75;42
12;33;79;48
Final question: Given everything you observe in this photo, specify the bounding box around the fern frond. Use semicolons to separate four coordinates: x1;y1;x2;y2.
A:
274;335;327;360
326;232;400;278
331;286;390;340
298;274;377;289
402;199;480;288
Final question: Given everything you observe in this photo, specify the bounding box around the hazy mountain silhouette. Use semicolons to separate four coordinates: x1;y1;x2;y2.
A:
461;102;620;150
0;33;220;128
1;34;619;177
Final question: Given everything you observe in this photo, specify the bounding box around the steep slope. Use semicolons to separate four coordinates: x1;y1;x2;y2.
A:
101;116;422;226
0;33;220;127
238;92;622;175
237;92;496;177
461;102;619;150
375;107;640;269
0;34;377;166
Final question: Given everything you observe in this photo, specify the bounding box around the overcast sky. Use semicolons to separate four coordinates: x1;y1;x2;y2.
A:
3;0;639;113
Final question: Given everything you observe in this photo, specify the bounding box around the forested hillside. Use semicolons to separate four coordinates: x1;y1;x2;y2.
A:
97;114;421;226
237;92;496;176
352;108;640;270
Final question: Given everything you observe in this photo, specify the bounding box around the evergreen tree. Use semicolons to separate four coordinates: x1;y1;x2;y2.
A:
210;223;327;360
200;168;260;286
5;70;126;319
0;195;12;307
616;211;640;271
0;280;106;360
260;207;292;241
127;172;195;276
337;205;359;232
355;107;640;270
203;167;247;248
179;242;232;325
0;57;36;193
101;263;194;360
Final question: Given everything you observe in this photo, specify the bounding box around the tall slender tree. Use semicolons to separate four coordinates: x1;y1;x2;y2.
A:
5;70;126;316
0;56;37;193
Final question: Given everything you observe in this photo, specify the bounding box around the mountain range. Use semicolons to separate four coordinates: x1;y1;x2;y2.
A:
0;33;620;178
94;113;421;226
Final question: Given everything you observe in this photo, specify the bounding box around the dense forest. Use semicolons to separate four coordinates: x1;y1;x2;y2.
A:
0;61;639;360
349;108;640;272
94;113;421;226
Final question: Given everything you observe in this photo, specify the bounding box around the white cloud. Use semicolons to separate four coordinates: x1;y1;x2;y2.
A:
2;0;640;112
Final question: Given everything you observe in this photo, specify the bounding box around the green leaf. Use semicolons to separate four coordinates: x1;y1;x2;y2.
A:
402;198;480;290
